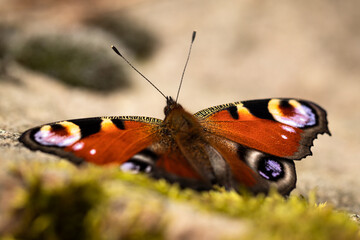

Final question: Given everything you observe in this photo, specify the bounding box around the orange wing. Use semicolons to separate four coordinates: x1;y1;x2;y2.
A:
20;116;162;165
155;151;202;179
20;116;204;184
195;98;330;160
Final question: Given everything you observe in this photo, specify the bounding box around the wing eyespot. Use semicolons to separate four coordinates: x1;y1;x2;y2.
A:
33;123;81;147
240;148;296;195
120;148;158;174
120;160;152;174
268;99;317;128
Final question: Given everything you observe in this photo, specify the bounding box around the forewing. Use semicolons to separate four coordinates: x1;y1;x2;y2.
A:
20;116;162;165
195;98;330;160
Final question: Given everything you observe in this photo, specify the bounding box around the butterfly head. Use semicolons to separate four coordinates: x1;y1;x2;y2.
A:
164;96;182;116
162;96;203;136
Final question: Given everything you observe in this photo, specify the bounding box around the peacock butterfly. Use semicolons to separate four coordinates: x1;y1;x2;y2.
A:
19;32;330;195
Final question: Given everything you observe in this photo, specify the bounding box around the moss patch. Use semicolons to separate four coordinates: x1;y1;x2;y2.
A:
11;179;103;240
0;161;359;240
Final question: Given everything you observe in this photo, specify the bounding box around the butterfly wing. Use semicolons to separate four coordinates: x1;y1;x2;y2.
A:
194;98;329;194
20;115;206;185
19;98;330;195
131;147;212;190
195;98;330;160
203;134;296;195
19;116;163;165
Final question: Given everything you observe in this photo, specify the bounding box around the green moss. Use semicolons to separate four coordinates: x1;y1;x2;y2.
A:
13;34;129;91
114;173;360;239
199;190;360;240
11;177;103;240
1;162;359;240
1;163;167;240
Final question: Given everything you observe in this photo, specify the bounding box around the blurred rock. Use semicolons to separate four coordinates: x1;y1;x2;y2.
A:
12;29;130;91
85;14;158;60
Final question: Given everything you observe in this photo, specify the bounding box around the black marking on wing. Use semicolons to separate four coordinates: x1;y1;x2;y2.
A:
111;118;125;130
129;148;159;163
242;99;275;121
227;106;239;120
69;118;102;138
279;99;292;108
51;124;66;131
139;148;159;161
27;127;41;144
236;145;247;161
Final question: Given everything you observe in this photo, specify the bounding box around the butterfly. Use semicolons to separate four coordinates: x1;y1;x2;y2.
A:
19;32;330;195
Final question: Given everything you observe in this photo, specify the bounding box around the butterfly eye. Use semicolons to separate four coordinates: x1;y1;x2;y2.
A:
257;158;284;181
120;160;152;174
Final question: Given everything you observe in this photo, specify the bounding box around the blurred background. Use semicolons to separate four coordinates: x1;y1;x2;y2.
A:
0;0;359;213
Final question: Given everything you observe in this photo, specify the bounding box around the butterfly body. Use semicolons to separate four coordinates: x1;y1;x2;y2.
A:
20;97;330;195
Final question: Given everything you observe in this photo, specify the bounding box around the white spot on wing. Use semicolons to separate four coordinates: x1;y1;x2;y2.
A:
90;149;96;155
145;165;152;173
72;142;84;151
120;162;139;173
281;125;296;133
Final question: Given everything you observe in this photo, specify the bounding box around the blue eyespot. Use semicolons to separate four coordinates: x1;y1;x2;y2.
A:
258;158;284;181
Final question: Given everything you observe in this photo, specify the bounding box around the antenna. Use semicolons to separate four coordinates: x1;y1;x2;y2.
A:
111;45;167;99
175;31;196;103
